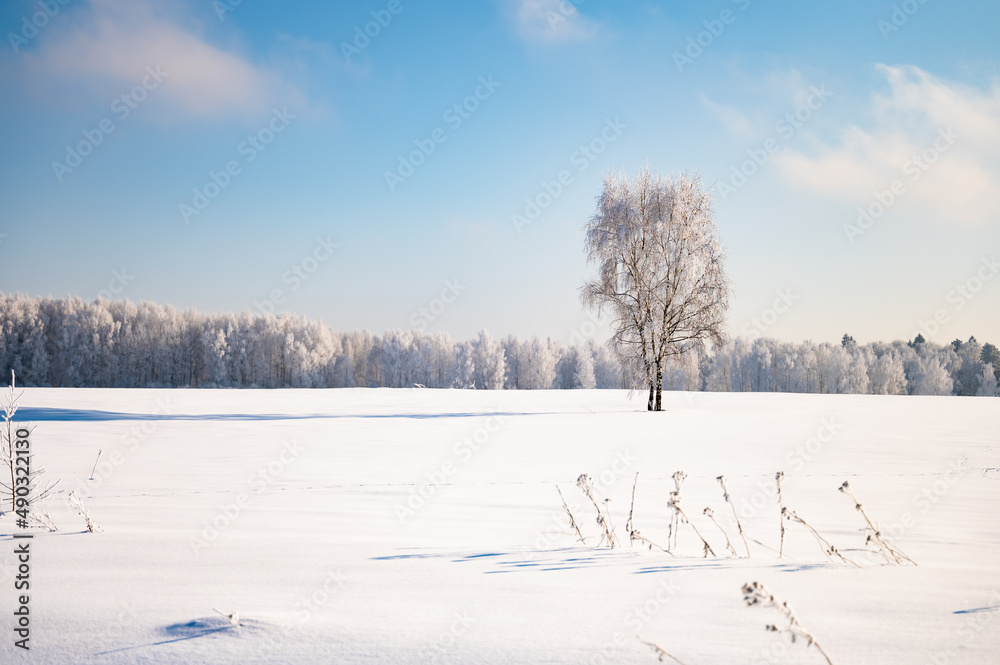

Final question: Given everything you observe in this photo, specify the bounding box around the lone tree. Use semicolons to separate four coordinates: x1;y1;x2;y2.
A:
581;169;730;411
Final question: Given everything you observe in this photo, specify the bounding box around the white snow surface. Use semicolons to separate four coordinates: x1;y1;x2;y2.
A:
1;388;999;664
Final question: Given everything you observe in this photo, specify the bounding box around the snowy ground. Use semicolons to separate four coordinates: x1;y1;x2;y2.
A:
1;388;998;664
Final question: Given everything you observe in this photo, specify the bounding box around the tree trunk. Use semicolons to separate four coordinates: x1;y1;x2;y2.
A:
654;362;663;411
647;383;654;410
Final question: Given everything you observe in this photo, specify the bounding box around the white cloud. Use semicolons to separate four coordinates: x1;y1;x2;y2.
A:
507;0;598;44
699;94;756;140
701;68;827;142
12;0;299;120
775;65;1000;225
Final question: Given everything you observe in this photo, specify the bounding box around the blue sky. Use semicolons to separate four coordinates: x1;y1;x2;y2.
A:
1;0;998;346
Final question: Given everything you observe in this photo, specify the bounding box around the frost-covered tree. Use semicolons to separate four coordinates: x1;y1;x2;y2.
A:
976;363;1000;397
427;333;458;388
471;330;505;390
574;345;597;389
379;330;415;388
981;342;1000;378
591;340;624;389
331;354;354;388
976;364;998;397
843;348;871;395
552;343;574;389
662;347;700;391
450;341;473;388
345;331;374;387
749;338;776;392
954;337;984;396
521;337;557;390
553;344;597;389
582;169;730;411
868;350;907;395
501;335;522;389
910;355;954;395
703;341;733;392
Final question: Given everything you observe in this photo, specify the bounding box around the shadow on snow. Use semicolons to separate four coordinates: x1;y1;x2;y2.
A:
17;407;554;422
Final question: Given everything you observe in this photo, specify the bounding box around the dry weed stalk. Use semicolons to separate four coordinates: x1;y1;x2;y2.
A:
603;498;619;543
89;449;103;480
1;370;21;512
776;471;786;557
667;472;715;558
742;581;835;665
68;491;101;532
784;508;858;568
717;475;750;557
703;507;739;556
1;371;59;513
556;485;585;544
626;472;638;544
639;638;690;665
631;529;669;553
666;471;685;551
577;474;619;549
213;607;242;628
838;481;915;566
29;510;58;532
623;472;668;551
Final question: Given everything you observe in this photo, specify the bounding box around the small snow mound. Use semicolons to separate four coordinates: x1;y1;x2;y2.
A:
162;616;268;639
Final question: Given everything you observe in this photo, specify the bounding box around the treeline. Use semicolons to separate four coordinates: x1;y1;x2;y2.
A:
0;294;997;395
686;335;998;396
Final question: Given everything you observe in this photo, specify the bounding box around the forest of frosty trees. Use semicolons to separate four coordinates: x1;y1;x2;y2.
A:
0;294;997;396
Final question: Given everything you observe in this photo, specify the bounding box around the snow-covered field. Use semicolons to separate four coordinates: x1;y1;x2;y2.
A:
2;388;998;664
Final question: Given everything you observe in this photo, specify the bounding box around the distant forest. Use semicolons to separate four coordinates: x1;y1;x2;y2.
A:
0;294;997;396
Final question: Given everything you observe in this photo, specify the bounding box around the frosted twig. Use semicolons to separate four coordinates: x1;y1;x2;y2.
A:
28;510;58;532
717;475;750;557
742;581;835;665
68;491;101;532
666;471;686;552
776;471;786;557
667;472;715;558
639;638;690;665
626;472;638;546
785;508;858;568
89;449;103;480
577;474;619;549
630;529;670;553
212;607;242;628
0;371;58;513
626;472;669;552
603;498;618;544
704;507;739;556
556;485;585;544
838;481;915;566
